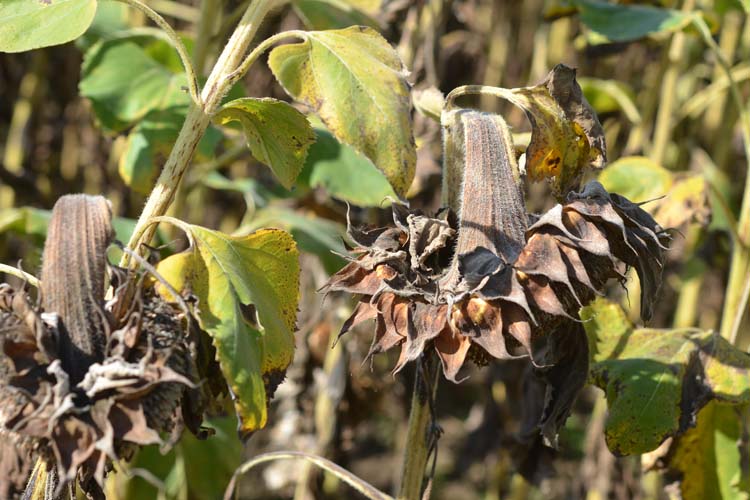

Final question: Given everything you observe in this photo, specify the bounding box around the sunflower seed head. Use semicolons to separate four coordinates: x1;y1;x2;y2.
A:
0;195;203;498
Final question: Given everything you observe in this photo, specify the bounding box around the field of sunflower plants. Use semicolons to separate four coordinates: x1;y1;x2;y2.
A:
1;0;749;499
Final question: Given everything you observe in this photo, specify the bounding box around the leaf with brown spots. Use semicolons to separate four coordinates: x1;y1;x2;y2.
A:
268;26;416;197
583;298;750;456
213;98;315;189
504;64;606;196
156;221;300;437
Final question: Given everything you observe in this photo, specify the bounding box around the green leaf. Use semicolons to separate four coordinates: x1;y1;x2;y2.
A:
582;298;750;455
0;206;52;238
121;108;222;194
111;417;242;500
81;36;221;192
0;206;140;243
574;0;692;42
76;2;128;51
268;26;416;198
237;205;346;274
298;128;397;206
665;402;750;500
598;156;673;203
156;223;299;436
292;0;381;30
80;38;188;132
0;0;97;52
214;98;316;189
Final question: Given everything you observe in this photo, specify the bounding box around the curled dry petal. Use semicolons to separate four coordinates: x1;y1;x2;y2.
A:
323;180;669;432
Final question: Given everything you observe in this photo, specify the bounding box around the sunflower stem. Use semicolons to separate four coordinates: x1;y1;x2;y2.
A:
398;354;440;500
120;0;281;269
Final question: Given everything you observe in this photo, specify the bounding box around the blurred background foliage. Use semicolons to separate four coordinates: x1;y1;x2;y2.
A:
1;0;749;499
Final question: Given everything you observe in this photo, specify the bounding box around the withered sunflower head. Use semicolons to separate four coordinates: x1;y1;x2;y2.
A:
0;195;204;498
324;110;670;445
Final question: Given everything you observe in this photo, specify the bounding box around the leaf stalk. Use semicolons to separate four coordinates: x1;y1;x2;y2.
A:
120;0;281;268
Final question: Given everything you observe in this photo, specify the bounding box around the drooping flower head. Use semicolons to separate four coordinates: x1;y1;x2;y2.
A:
324;67;670;445
0;195;208;498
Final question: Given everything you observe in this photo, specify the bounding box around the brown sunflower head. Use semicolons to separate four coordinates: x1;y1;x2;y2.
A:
323;110;670;445
0;195;205;498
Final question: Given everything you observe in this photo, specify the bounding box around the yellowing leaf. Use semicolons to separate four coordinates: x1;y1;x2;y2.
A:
582;298;750;456
505;64;606;196
214;98;316;189
268;26;416;197
665;402;750;500
652;175;710;228
156;222;299;436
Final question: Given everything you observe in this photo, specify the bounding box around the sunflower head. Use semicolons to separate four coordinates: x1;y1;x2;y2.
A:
324;109;670;445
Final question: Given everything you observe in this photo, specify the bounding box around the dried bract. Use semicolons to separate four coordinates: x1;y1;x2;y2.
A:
324;110;669;445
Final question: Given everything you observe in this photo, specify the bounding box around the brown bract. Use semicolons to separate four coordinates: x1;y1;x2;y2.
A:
323;181;670;444
0;195;203;499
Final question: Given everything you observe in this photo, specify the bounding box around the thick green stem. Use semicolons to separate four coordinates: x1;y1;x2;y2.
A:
397;354;440;500
120;0;280;267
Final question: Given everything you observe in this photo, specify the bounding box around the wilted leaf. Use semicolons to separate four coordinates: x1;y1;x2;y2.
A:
574;0;693;42
583;299;750;455
214;98;316;189
268;26;416;197
156;223;299;436
503;64;606;195
0;0;97;53
298;128;397;206
663;402;750;500
292;0;381;30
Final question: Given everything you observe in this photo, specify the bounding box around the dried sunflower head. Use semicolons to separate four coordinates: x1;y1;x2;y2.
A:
324;110;670;445
0;195;204;498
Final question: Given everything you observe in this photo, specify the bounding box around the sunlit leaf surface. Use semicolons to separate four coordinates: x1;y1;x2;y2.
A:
583;299;750;455
268;26;416;198
214;98;316;189
157;223;299;436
